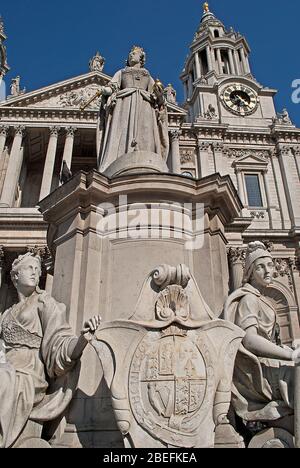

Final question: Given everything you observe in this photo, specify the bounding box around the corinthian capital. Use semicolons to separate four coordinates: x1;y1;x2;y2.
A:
212;141;224;152
293;146;300;157
228;247;246;265
198;141;210;151
169;129;181;142
65;127;77;138
49;126;61;137
0;125;9;137
14;125;26;137
279;145;291;156
0;245;4;268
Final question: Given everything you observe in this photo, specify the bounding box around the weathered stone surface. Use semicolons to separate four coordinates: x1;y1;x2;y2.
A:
92;264;244;448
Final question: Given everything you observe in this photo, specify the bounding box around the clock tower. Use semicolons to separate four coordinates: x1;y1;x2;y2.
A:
181;3;277;127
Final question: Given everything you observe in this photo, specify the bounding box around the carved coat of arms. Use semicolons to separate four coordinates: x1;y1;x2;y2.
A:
92;265;244;448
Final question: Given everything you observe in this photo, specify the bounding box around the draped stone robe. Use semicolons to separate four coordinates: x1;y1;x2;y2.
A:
223;283;294;422
97;67;169;173
0;288;78;448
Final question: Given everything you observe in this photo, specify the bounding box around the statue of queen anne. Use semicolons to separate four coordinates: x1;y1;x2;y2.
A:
97;46;169;173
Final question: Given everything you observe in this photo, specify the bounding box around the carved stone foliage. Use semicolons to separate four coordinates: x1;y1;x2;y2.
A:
228;247;246;266
224;148;270;160
180;148;195;165
26;245;54;274
250;211;265;220
273;258;298;293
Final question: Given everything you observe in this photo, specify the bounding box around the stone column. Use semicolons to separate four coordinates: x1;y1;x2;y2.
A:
188;75;193;98
170;130;181;175
0;245;4;290
270;150;290;230
197;141;210;178
0;125;26;207
294;146;300;182
228;247;246;292
212;142;224;175
183;80;188;101
262;169;273;230
228;49;235;75
278;145;300;227
61;127;77;173
216;49;223;75
194;51;201;79
0;245;8;313
206;45;213;72
39;127;60;201
236;169;246;205
233;50;241;74
239;48;249;74
0;125;9;162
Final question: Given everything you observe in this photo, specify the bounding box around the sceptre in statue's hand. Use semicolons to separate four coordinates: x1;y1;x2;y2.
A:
80;89;103;112
152;78;165;110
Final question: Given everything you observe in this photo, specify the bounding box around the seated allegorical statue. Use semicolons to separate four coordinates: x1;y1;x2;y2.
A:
0;252;101;448
223;242;300;428
97;45;169;174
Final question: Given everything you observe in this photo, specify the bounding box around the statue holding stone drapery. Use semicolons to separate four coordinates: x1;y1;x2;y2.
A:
96;46;169;176
0;252;101;448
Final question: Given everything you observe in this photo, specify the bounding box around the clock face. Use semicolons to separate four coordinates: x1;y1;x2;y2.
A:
221;84;259;116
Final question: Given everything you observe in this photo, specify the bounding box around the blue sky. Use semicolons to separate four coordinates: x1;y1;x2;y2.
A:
1;0;299;125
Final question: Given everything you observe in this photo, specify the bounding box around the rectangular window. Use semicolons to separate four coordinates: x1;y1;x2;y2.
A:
245;174;263;207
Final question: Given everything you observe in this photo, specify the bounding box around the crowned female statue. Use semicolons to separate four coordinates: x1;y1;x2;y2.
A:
97;46;169;174
0;252;101;448
223;242;300;426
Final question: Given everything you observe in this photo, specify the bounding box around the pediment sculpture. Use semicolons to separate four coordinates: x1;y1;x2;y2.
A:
91;264;245;448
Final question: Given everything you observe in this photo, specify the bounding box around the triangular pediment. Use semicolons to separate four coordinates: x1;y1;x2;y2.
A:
0;71;111;110
232;151;269;168
166;102;187;115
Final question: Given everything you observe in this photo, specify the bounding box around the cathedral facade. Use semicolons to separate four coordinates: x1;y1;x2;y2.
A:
0;5;300;448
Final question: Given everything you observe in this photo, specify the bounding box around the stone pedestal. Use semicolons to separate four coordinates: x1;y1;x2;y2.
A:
103;151;169;178
39;170;244;448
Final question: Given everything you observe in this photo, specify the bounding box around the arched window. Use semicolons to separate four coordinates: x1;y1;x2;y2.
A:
214;30;220;38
